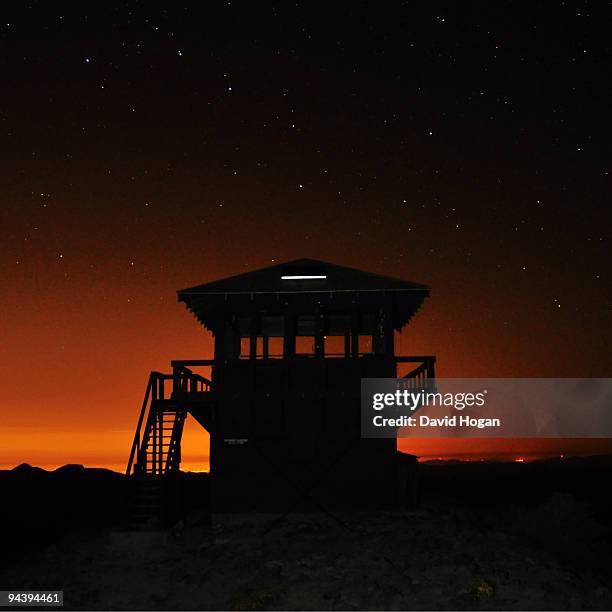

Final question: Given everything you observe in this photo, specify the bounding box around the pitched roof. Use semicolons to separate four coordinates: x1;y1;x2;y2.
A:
177;258;429;296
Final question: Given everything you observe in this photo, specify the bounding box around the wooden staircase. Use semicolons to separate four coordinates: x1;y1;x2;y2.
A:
137;403;186;475
126;476;165;528
125;367;211;527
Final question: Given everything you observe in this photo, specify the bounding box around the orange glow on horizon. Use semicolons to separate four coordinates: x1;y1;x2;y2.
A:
1;257;611;472
4;435;612;473
398;437;612;463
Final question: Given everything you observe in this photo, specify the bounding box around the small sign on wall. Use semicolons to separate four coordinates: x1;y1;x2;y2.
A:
224;438;249;445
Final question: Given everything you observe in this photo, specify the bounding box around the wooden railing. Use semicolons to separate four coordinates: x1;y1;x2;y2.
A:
172;365;212;396
171;357;435;385
396;355;436;390
127;356;434;475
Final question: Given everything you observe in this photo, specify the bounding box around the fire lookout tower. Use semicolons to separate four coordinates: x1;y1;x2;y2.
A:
127;259;435;513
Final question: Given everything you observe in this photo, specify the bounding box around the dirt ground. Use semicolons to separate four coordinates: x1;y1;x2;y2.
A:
2;503;611;611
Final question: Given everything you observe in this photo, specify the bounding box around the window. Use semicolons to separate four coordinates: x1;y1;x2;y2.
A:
295;336;315;356
268;336;284;358
296;315;316;356
239;337;250;359
261;315;284;336
237;317;251;335
359;313;378;355
360;312;377;334
324;335;346;357
358;335;373;355
260;315;284;359
234;315;286;360
256;336;264;359
296;315;315;336
327;314;350;335
324;314;350;357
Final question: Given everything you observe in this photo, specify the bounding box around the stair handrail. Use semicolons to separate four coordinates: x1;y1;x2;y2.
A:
164;410;186;472
126;372;161;476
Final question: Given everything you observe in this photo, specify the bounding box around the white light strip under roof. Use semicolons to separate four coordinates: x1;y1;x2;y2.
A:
281;275;327;280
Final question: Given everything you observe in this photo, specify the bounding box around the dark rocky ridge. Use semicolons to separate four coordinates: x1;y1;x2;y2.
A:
1;458;611;610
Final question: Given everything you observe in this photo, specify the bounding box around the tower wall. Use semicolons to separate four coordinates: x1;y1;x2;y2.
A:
198;356;400;512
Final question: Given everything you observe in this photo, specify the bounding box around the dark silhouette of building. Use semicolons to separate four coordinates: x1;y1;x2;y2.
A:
127;259;435;514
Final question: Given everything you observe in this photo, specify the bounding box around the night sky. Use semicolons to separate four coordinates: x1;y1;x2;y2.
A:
1;2;610;470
